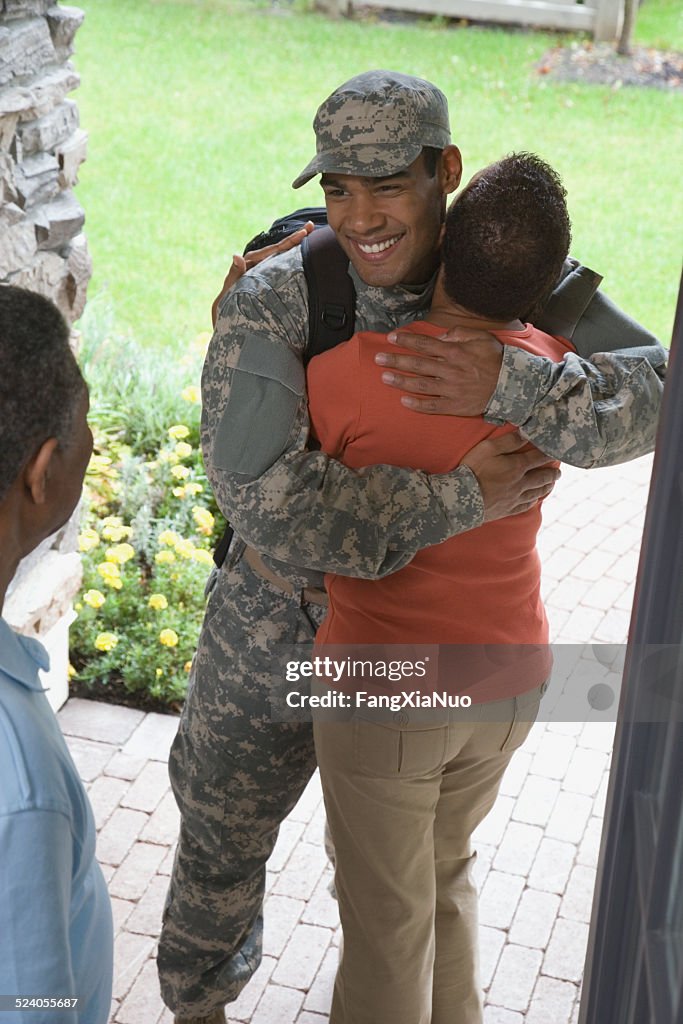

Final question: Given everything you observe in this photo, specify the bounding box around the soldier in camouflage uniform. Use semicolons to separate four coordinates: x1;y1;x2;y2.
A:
158;72;666;1023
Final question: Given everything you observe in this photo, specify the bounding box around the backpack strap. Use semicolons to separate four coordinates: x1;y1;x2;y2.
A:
535;258;603;340
302;225;356;366
213;525;234;570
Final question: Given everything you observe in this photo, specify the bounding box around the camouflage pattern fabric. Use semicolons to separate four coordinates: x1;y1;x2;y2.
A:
486;259;667;465
158;547;327;1016
488;342;665;466
158;242;665;1014
292;70;451;188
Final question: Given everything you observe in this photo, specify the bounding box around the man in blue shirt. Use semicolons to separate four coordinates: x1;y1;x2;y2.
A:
0;286;112;1024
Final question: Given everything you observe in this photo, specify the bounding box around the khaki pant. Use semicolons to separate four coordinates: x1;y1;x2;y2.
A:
313;683;545;1024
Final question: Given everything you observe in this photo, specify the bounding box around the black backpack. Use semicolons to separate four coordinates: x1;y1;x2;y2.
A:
213;207;356;568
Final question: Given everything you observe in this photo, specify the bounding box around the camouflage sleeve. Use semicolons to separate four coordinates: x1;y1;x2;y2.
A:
202;269;484;580
484;286;667;468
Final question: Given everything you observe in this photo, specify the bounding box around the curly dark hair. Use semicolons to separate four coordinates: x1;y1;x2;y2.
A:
442;152;572;322
0;285;85;502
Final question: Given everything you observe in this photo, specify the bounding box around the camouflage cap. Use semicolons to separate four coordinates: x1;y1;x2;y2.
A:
292;70;451;189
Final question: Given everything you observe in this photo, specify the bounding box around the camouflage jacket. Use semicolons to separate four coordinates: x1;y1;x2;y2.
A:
201;248;666;587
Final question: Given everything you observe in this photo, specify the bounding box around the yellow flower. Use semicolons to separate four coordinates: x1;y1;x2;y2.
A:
172;486;187;499
192;506;215;536
88;454;114;476
174;538;196;559
105;542;135;564
159;529;181;547
97;561;120;580
101;524;132;542
159;628;179;647
68;663;77;679
181;385;200;404
175;441;193;459
148;593;169;611
79;528;100;552
156;667;163;677
155;550;176;564
192;548;214;566
95;632;118;652
180;334;209;366
83;589;106;609
101;515;122;527
184;660;193;672
171;465;190;481
184;482;203;496
96;561;123;589
168;424;190;441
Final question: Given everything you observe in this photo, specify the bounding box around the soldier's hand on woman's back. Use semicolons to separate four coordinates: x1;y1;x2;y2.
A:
376;326;505;416
461;431;560;521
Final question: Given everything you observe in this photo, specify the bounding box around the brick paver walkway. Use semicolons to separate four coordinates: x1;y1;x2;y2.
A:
57;454;654;1024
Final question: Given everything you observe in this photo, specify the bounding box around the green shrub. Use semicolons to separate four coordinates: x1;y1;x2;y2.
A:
69;313;224;706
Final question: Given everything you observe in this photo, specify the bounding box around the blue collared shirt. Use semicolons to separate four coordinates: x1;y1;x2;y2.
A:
0;617;113;1024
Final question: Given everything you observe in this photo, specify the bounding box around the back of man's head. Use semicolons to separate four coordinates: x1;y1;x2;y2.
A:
442;152;572;322
0;286;85;503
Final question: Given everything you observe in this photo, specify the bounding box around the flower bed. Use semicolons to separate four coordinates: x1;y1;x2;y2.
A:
69;324;225;708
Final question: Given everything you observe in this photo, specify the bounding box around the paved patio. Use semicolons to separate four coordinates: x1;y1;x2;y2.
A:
57;453;655;1024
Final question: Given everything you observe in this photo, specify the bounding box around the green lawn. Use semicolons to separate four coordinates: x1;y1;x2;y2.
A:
75;0;682;348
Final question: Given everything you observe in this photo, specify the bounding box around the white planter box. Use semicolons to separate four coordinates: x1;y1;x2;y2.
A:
39;607;76;712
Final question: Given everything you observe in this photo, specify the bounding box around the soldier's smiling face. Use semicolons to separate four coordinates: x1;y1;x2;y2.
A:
321;147;461;289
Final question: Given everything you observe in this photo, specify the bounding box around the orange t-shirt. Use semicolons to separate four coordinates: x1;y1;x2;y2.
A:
306;321;575;700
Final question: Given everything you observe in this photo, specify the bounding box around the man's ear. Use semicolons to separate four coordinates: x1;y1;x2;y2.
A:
24;438;59;505
440;145;462;195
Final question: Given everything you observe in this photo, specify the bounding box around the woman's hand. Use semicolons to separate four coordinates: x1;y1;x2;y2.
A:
211;220;315;327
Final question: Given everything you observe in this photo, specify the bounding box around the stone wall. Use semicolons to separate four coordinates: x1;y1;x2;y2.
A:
1;0;89;709
0;0;89;317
